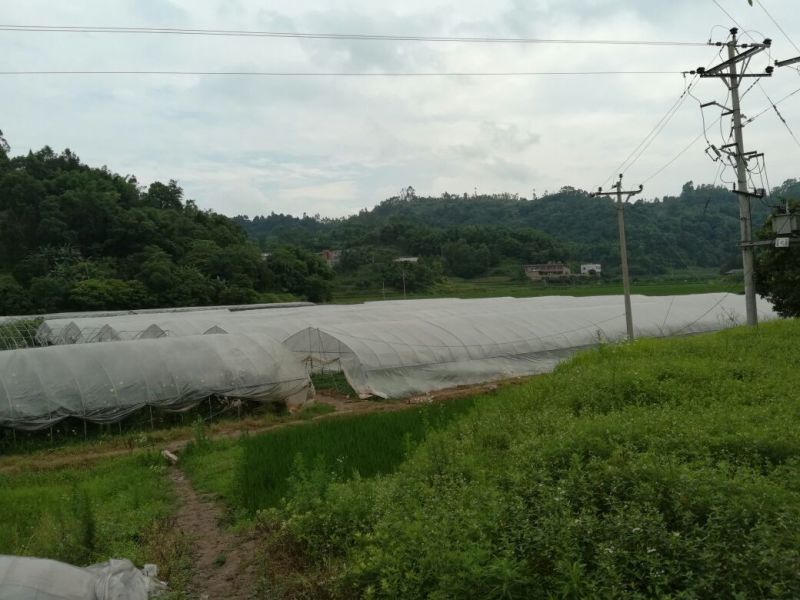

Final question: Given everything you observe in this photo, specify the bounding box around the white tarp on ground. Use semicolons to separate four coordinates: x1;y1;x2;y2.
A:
0;556;165;600
283;294;777;399
0;334;312;431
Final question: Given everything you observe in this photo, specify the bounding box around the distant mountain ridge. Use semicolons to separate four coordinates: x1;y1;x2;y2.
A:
235;181;790;276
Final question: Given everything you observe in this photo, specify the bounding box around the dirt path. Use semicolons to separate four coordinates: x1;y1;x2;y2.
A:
169;467;262;599
0;381;508;475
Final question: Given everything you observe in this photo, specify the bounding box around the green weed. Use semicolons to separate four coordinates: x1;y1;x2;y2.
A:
0;452;173;565
271;320;800;598
233;399;477;514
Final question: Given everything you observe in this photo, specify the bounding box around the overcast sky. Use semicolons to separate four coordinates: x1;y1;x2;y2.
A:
1;0;799;218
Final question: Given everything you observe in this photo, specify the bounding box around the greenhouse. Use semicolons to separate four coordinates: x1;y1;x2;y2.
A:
283;293;777;398
1;293;778;424
0;334;312;431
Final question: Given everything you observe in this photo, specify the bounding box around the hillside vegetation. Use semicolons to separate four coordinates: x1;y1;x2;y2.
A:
1;141;796;314
249;320;800;598
0;145;332;315
235;181;785;285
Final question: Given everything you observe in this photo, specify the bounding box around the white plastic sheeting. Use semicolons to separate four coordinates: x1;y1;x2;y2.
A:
0;334;312;431
283;294;777;399
37;297;528;345
14;293;779;408
0;556;164;600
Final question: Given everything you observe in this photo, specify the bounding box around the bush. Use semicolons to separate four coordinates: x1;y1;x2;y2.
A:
275;321;800;598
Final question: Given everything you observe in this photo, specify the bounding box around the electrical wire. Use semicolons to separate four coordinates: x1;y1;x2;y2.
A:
757;83;800;151
0;24;711;46
755;0;800;55
596;74;698;190
711;0;748;38
0;69;684;77
621;76;698;177
594;40;736;192
620;44;727;185
747;84;800;124
641;114;724;184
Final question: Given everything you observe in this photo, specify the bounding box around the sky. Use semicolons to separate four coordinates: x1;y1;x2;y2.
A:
1;0;799;218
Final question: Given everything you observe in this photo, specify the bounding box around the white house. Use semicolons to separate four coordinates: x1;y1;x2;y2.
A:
580;263;602;276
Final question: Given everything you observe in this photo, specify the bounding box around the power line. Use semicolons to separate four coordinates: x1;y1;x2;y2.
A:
641;114;724;184
755;0;800;55
621;77;698;176
758;84;800;151
711;0;746;36
746;84;800;124
0;69;684;77
0;24;711;46
597;74;697;190
596;45;726;191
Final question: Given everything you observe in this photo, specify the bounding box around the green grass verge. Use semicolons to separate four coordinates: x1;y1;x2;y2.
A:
182;398;478;518
182;437;244;511
0;452;174;565
332;275;742;303
268;320;800;598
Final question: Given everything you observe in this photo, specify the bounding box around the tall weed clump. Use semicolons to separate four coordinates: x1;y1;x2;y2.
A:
272;320;800;598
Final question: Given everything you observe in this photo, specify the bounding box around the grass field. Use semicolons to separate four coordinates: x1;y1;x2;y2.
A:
0;452;174;565
333;273;742;304
262;319;800;598
181;397;478;517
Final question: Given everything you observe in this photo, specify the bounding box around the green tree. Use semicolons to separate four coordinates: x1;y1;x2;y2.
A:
29;276;71;313
382;259;441;292
755;184;800;316
68;278;151;311
0;275;30;314
303;274;333;303
442;239;491;278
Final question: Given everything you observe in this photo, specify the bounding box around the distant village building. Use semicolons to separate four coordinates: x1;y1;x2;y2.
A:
393;257;419;263
524;263;571;281
580;263;602;276
319;249;341;267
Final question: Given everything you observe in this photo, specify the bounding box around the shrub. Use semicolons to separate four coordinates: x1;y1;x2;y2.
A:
275;321;800;598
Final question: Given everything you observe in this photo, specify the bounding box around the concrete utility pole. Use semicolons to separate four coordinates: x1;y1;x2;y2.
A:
591;175;643;341
693;28;773;327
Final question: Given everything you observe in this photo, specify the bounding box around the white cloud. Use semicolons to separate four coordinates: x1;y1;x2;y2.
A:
1;0;799;217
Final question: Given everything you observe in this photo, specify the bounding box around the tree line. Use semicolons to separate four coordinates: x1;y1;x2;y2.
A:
1;138;797;316
236;182;773;283
0;144;332;315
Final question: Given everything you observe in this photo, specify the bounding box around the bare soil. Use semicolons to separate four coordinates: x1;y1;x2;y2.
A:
168;467;261;599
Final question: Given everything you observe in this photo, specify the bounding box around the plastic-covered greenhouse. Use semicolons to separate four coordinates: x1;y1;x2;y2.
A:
283;293;776;398
0;334;312;431
0;293;778;429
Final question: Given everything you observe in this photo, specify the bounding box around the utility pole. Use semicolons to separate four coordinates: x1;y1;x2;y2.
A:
693;28;773;327
591;175;643;340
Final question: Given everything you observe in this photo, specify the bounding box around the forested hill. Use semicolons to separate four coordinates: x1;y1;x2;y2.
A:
236;182;787;277
0;146;333;315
